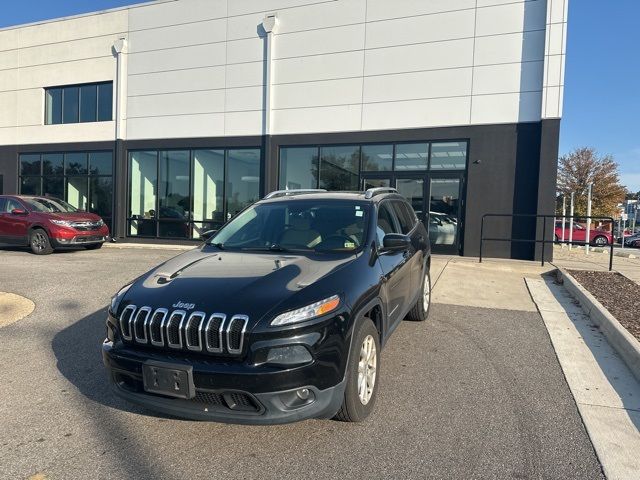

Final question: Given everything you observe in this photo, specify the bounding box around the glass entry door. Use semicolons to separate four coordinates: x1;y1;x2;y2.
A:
428;177;462;253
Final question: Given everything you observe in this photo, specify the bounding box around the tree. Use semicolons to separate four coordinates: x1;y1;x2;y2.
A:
557;147;627;217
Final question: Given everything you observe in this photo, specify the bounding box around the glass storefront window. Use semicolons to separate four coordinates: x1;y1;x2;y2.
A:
395;143;428;171
65;152;88;175
62;86;79;124
361;144;393;172
279;147;319;190
43;176;64;199
129;151;158;236
42;153;64;175
192;149;224;237
89;152;113;176
319;145;360;191
226;149;261;220
20;154;41;175
90;177;113;219
430;142;467;170
158;150;190;238
429;178;460;246
66;177;89;211
20;177;41;195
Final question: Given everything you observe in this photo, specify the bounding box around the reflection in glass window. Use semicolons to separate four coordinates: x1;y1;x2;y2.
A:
129;151;158;236
396;178;424;221
227;149;261;220
65;152;88;175
98;82;113;122
430;142;467;170
80;84;97;123
43;176;64;199
319;145;360;191
20;154;41;175
159;150;191;238
192;150;224;237
361;144;393;172
66;177;88;211
279;147;319;189
63;86;79;124
45;88;62;125
90;177;113;220
42;153;64;175
395;143;428;171
89;152;113;175
20;177;41;196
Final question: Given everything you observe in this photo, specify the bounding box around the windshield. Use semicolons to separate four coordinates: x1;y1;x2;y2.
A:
210;200;369;253
23;197;79;213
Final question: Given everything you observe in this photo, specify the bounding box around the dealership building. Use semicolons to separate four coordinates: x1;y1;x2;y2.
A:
0;0;568;258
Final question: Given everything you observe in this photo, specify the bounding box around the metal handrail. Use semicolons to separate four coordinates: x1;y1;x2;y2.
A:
364;187;398;199
479;213;615;270
264;189;327;199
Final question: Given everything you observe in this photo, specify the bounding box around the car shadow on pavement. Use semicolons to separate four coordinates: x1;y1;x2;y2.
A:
51;308;181;479
51;307;167;418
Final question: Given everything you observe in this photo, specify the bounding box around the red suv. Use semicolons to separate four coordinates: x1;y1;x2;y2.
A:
0;195;110;255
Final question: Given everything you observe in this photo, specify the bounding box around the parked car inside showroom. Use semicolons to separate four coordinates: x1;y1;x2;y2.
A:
0;195;109;254
103;188;431;424
554;221;612;246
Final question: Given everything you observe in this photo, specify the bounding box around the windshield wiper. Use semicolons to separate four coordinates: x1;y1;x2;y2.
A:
268;244;289;252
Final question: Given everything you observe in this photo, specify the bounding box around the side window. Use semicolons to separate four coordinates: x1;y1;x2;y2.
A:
0;198;6;212
3;199;21;213
391;201;415;234
376;203;400;246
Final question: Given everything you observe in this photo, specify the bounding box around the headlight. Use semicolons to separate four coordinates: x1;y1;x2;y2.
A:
271;295;340;326
50;219;73;227
97;219;105;227
110;283;133;315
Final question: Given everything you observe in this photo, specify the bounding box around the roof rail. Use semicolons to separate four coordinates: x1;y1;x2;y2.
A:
364;187;398;199
264;189;327;199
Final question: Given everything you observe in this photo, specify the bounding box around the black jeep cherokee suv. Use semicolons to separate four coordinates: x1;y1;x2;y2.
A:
103;188;431;424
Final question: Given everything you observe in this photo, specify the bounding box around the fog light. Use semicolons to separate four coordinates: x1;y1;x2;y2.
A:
266;345;312;366
278;387;316;409
297;388;310;400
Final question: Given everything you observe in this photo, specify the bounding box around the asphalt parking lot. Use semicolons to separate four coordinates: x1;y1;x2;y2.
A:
0;247;603;479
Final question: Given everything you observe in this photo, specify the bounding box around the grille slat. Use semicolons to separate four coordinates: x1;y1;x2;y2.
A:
120;306;247;355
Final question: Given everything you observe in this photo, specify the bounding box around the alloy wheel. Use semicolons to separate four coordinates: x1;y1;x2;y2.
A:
32;232;46;252
357;335;377;405
423;272;431;311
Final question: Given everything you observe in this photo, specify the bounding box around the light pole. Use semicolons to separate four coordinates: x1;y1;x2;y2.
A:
585;183;593;255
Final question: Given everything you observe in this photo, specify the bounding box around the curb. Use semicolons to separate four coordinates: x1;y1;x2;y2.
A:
615;251;637;259
557;268;640;383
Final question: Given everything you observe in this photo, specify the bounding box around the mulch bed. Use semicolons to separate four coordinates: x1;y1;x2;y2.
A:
568;270;640;342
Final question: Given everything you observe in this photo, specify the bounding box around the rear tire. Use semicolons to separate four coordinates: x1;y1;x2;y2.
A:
29;229;54;255
592;235;608;246
406;267;431;322
334;318;380;422
85;243;103;250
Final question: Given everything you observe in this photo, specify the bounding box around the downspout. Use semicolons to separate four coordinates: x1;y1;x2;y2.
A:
261;14;278;195
112;38;128;240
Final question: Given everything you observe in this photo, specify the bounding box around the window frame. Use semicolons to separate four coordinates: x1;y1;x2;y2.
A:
44;81;113;125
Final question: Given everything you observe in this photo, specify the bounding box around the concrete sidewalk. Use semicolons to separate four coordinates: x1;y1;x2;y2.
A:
552;244;640;286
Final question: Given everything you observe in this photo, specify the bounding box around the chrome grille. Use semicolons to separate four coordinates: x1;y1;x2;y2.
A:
119;306;248;355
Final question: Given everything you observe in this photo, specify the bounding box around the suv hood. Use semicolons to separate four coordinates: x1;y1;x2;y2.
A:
46;212;102;222
122;247;356;324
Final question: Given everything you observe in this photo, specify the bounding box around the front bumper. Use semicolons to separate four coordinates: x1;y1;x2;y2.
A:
102;341;347;424
53;235;107;246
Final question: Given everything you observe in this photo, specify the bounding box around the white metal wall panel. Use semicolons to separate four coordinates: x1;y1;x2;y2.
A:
541;0;568;119
366;0;476;22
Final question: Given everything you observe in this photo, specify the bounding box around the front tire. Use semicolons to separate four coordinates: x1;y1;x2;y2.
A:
30;229;54;255
406;267;431;321
334;318;380;422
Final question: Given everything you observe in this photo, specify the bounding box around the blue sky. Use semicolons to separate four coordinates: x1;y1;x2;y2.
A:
1;0;638;191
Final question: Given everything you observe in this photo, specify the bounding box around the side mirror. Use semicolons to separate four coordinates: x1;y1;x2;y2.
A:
382;233;411;252
200;230;217;242
11;208;27;216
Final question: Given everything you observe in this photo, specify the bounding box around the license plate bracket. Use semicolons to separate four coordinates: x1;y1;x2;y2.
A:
142;361;195;399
